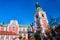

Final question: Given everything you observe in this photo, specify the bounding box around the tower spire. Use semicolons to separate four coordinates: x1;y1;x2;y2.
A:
36;2;42;11
36;2;40;8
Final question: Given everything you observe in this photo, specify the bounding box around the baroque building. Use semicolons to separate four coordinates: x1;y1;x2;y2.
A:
0;20;34;40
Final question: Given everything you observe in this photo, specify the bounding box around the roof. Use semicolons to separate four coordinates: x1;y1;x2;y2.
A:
0;24;30;28
3;24;8;27
19;24;30;28
0;31;18;35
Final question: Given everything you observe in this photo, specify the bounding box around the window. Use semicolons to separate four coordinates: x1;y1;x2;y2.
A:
23;28;25;31
36;15;38;18
27;29;28;31
24;34;26;36
5;27;7;31
28;28;31;31
12;27;16;30
1;35;4;39
19;28;21;31
42;14;44;17
6;36;9;40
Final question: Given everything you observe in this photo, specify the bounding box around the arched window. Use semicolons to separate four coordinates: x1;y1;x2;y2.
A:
36;15;38;18
42;14;44;17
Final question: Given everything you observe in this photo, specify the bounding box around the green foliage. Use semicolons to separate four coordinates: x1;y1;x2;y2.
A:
49;16;60;28
34;31;41;40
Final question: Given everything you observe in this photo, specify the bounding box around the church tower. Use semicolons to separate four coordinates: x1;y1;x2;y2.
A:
34;2;48;34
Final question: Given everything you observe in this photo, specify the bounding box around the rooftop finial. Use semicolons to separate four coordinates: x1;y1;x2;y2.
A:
36;2;40;8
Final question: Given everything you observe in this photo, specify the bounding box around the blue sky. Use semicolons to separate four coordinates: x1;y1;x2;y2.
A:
0;0;60;24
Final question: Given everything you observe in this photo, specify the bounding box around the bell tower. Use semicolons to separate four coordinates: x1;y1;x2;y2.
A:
34;2;48;34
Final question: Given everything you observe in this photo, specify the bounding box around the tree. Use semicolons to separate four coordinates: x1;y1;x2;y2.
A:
34;30;41;40
19;36;22;40
54;25;60;36
49;16;60;28
56;17;60;25
48;16;56;28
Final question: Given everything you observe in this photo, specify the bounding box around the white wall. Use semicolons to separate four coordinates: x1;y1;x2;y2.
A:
0;35;18;40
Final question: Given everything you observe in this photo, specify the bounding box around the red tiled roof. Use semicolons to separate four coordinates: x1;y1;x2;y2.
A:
0;31;18;35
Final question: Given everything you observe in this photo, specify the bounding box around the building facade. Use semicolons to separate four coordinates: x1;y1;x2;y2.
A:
0;20;33;40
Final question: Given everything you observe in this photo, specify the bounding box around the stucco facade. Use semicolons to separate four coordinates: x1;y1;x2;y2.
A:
0;20;33;40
